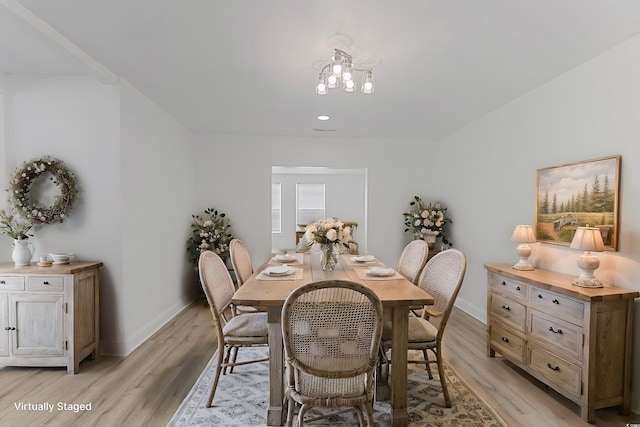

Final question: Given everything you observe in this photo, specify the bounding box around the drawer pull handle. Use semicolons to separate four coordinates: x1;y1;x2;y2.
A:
516;286;521;291
501;281;506;286
547;363;560;371
5;327;16;331
0;280;5;284
501;305;511;311
552;299;559;304
501;337;509;343
538;294;543;299
548;326;563;334
43;281;49;285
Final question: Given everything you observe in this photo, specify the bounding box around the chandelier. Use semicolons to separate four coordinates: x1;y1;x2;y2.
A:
315;48;374;95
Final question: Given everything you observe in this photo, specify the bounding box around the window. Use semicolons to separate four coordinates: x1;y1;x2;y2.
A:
272;183;281;233
296;184;325;226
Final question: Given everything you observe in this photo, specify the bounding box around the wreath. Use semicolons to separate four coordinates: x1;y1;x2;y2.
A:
8;156;79;225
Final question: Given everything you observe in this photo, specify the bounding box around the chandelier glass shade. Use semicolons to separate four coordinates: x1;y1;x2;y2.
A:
316;49;374;95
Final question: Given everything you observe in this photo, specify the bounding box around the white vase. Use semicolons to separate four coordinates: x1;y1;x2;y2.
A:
12;239;33;266
421;231;438;249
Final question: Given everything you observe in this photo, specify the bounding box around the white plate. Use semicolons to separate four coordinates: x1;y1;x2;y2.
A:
352;255;375;263
275;254;296;262
264;265;294;276
366;267;395;277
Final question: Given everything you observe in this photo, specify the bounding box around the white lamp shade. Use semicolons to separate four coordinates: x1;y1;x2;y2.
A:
570;227;604;252
511;225;536;243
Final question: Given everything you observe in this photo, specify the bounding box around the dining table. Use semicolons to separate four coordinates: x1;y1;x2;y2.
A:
231;250;434;427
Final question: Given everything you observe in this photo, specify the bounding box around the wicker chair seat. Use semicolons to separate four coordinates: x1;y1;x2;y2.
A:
222;312;268;337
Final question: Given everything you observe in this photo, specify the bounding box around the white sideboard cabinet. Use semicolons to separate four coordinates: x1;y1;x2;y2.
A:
0;261;102;374
485;263;638;422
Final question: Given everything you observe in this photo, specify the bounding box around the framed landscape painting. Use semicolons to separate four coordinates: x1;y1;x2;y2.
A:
535;155;620;251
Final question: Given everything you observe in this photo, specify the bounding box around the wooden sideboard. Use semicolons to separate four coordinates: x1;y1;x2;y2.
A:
485;263;638;422
0;261;102;374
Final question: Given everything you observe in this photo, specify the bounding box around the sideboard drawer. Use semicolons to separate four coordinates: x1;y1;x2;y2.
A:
489;322;525;363
0;276;25;291
489;273;528;299
530;288;584;321
528;344;581;398
529;309;583;361
27;276;64;292
490;292;526;332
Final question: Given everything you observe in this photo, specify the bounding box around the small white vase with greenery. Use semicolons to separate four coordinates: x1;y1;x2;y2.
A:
1;208;34;266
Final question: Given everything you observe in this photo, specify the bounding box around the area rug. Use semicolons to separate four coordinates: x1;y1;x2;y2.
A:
168;347;505;426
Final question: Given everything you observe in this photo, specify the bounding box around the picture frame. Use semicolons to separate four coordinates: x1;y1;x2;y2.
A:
535;155;620;251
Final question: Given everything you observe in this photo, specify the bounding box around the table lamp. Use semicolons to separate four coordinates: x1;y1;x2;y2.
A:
570;225;605;288
511;225;536;270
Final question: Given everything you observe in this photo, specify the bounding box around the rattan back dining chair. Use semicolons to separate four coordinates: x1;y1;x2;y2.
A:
281;280;383;427
382;248;466;407
198;250;269;407
229;238;263;314
229;238;254;288
397;239;429;284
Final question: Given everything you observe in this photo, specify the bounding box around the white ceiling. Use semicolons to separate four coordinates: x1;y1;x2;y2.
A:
2;0;640;140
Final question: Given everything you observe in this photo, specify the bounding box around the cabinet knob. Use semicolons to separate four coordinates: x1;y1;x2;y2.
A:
538;294;543;299
552;299;559;304
0;280;5;284
501;281;506;286
547;363;560;371
516;286;521;291
4;327;15;331
548;326;563;334
501;337;509;343
43;281;49;285
501;305;511;311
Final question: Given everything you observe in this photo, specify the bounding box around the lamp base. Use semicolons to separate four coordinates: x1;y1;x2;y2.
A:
572;278;603;288
513;262;534;271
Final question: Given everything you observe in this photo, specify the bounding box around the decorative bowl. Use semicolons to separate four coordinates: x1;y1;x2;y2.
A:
49;253;70;262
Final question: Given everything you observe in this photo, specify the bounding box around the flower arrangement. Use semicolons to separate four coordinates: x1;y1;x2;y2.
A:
187;208;234;270
303;217;355;249
403;196;452;246
304;217;356;270
0;207;33;240
8;156;78;225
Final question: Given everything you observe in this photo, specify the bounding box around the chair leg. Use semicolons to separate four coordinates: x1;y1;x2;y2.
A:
362;403;373;427
435;343;451;408
284;396;295;427
222;345;232;374
206;348;225;407
351;405;365;426
298;403;311;427
423;349;433;379
229;345;239;373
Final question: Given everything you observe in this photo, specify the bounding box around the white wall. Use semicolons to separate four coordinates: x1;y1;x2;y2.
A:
194;135;439;270
438;34;640;410
1;75;198;356
119;79;198;354
2;75;124;350
195;34;640;410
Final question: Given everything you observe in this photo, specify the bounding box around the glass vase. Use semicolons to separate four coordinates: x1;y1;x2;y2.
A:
320;243;338;271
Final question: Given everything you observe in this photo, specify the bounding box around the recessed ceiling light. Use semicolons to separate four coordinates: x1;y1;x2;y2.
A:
317;115;330;121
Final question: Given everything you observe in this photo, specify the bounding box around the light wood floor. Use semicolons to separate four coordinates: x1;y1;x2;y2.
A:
1;300;638;427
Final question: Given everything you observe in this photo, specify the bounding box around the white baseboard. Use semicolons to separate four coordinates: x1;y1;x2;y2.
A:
99;299;196;356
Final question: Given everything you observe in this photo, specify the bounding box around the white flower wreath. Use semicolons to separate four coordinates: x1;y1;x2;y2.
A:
8;156;79;225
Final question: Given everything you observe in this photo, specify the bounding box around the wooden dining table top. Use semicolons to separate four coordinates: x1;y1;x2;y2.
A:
232;252;434;308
